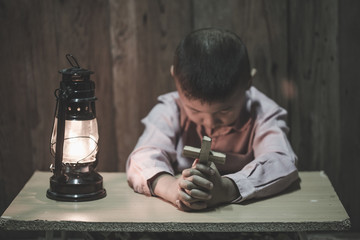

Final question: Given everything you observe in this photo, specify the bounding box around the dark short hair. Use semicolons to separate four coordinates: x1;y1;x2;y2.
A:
173;28;251;102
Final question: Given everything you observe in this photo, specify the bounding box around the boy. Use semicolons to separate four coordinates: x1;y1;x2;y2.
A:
126;28;298;211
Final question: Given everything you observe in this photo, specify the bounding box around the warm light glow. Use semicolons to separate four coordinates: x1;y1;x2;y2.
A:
51;118;99;164
62;136;97;164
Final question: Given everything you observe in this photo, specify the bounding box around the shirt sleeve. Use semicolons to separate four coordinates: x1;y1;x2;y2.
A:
126;93;180;196
223;106;299;203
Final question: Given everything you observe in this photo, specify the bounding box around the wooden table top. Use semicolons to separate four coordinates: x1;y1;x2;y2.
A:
0;171;350;232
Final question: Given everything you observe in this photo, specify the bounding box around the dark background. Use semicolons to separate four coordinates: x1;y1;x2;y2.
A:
1;0;359;232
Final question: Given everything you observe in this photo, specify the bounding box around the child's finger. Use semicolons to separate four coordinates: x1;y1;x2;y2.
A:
188;175;213;190
186;188;212;200
176;200;191;211
177;199;207;211
192;158;199;168
187;201;207;210
209;161;217;171
176;199;196;212
177;186;208;211
178;188;198;203
182;168;207;179
194;163;215;176
179;179;197;190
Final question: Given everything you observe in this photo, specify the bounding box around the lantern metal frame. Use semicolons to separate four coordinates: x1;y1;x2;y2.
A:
46;54;106;202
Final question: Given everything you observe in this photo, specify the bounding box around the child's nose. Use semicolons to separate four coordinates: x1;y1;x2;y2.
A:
203;114;219;129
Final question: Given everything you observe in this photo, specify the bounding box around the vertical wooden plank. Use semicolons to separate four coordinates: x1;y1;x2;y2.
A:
288;0;340;179
47;0;117;171
109;0;192;170
24;0;61;172
109;0;138;171
0;0;51;214
192;0;238;29
88;1;118;172
338;0;360;230
192;0;289;108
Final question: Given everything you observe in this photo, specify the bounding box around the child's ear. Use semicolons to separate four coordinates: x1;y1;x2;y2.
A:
248;68;256;89
251;68;257;78
170;65;174;77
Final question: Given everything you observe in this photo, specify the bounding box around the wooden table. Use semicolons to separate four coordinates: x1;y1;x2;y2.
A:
0;171;350;233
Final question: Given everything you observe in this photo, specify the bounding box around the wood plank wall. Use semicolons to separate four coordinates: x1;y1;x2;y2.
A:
0;0;359;230
338;0;360;231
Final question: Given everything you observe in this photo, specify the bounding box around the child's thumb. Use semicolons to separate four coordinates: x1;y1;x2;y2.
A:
192;158;199;168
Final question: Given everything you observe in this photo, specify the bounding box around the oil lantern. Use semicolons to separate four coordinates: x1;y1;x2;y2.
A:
47;54;106;201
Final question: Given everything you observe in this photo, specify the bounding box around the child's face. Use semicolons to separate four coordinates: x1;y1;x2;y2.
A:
176;81;247;133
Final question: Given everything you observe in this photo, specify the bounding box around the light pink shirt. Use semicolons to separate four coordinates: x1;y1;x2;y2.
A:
126;87;298;203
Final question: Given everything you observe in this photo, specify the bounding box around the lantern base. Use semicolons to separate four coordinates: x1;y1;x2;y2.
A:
47;170;106;202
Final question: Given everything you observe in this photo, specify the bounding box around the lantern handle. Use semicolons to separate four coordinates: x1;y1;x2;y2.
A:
66;54;80;68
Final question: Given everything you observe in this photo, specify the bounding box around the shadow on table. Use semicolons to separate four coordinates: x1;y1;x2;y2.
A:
240;177;301;206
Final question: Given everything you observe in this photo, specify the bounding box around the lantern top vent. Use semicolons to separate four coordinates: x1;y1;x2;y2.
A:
59;54;94;80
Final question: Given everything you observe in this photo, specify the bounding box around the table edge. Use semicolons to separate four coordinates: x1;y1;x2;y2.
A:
0;217;351;232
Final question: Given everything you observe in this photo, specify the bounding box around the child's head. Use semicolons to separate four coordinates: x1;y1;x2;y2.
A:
171;28;252;132
172;28;251;103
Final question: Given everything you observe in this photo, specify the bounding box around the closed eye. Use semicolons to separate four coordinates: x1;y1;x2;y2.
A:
187;106;201;113
218;107;233;114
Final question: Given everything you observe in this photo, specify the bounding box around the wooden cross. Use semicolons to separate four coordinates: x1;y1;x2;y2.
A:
182;136;226;165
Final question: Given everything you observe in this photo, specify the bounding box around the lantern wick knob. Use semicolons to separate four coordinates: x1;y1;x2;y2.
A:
66;54;80;68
